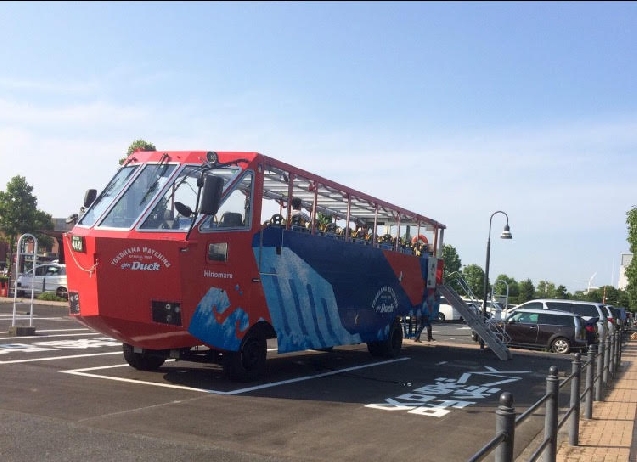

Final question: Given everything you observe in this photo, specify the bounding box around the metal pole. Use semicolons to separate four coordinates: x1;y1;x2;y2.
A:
615;330;621;371
495;392;516;462
603;332;611;387
596;336;604;401
481;211;512;350
585;345;595;419
608;332;617;379
569;353;581;446
481;237;491;351
544;366;559;462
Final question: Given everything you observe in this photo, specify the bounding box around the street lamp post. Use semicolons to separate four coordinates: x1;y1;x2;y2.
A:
481;211;512;348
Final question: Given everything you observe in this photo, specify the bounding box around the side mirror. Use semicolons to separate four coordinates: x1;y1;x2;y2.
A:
66;214;79;225
200;175;223;215
174;202;193;218
84;189;97;208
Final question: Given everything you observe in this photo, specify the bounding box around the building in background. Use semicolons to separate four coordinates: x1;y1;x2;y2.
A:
618;253;633;290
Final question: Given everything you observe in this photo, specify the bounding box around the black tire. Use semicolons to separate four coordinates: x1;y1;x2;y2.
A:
551;337;571;354
366;341;384;357
366;320;403;358
223;330;267;382
123;343;166;371
56;287;68;300
438;312;446;322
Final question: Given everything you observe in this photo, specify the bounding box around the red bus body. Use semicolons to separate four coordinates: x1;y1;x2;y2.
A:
64;151;446;380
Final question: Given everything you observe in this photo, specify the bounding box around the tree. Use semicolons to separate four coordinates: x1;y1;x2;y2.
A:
119;139;157;165
518;279;535;303
600;285;621;305
626;207;637;308
617;290;631;309
461;264;485;299
492;274;519;305
0;176;54;286
441;244;462;292
535;280;556;298
555;285;569;299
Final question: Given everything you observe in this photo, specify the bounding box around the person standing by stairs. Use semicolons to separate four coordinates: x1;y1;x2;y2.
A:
414;313;435;343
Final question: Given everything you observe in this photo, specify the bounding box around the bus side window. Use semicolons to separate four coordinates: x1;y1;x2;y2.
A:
202;172;253;230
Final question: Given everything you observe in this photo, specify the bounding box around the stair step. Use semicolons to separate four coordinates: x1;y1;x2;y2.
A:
438;285;512;360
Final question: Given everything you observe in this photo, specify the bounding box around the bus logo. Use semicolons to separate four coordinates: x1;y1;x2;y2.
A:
372;286;398;314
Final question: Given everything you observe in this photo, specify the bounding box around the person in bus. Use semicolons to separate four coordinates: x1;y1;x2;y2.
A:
354;222;370;240
414;312;435;343
290;197;310;227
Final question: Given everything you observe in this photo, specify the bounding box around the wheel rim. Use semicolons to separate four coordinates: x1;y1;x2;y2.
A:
553;338;569;354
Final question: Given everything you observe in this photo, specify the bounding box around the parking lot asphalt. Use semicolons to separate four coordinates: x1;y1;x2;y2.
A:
0;297;634;462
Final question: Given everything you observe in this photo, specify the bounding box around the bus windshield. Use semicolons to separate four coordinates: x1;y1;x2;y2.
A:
99;163;177;229
78;165;139;226
137;163;246;231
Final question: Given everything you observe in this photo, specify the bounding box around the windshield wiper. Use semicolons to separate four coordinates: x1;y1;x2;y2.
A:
139;153;170;206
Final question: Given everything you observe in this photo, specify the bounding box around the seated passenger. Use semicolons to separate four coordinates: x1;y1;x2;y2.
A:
290;197;310;226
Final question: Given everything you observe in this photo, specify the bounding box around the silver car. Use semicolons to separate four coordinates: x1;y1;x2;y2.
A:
16;263;67;299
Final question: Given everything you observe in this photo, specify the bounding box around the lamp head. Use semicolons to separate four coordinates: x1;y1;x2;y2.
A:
500;224;512;239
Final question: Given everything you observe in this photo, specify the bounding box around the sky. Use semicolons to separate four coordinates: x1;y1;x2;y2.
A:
0;1;636;293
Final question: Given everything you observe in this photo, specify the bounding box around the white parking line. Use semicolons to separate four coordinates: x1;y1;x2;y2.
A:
0;351;122;364
0;317;71;321
36;329;90;333
62;357;411;395
0;332;101;339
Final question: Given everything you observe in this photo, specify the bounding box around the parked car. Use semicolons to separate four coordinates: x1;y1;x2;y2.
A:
437;297;487;322
608;306;627;331
513;299;609;343
494;308;588;354
602;305;620;333
437;296;462;322
16;263;67;299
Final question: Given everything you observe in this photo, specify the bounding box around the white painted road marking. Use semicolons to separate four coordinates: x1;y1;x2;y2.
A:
0;351;123;364
62;357;411;395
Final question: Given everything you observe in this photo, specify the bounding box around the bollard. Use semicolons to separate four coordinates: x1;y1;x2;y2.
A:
596;336;604;401
608;332;617;380
495;392;516;462
544;366;559;462
569;353;581;446
586;345;595;419
615;330;622;370
603;333;611;387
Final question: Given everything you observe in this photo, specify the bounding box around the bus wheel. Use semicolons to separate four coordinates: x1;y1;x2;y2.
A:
123;343;166;371
223;331;267;382
366;320;403;358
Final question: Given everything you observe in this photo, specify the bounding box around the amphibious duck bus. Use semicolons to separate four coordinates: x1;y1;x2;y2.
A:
63;151;446;381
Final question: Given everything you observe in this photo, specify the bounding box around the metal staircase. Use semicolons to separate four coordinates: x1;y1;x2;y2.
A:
438;283;512;360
